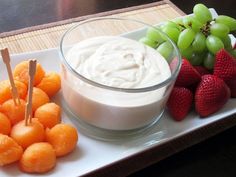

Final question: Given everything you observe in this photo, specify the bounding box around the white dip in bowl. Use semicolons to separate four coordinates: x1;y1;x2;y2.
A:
61;36;172;130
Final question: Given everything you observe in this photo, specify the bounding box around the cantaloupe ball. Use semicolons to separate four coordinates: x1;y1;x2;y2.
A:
1;99;26;125
15;80;28;99
34;103;61;129
13;60;45;86
28;87;49;113
0;112;11;135
46;123;78;157
0;134;23;166
0;80;13;105
0;80;27;104
19;142;56;173
36;72;61;97
10;118;45;149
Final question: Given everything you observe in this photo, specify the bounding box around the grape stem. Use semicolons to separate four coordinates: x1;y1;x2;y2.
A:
200;21;211;37
177;23;186;31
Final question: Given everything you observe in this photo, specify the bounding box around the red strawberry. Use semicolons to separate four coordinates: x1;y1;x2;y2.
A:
195;75;230;117
187;66;211;93
194;66;211;76
167;87;193;121
175;58;201;87
234;43;236;49
213;49;236;97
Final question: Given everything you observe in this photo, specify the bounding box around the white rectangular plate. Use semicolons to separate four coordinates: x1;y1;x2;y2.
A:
0;8;236;177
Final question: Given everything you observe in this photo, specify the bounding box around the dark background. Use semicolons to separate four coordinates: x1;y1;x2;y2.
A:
0;0;236;177
0;0;235;33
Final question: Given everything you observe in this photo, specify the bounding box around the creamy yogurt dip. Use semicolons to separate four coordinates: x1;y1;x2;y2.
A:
66;36;170;88
62;36;172;130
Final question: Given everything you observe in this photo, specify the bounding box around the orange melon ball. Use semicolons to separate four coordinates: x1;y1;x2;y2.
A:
0;134;23;166
0;80;27;104
0;112;11;135
1;99;26;125
10;118;45;149
36;72;61;97
46;123;78;157
28;87;49;113
13;60;45;86
34;103;61;129
19;142;56;173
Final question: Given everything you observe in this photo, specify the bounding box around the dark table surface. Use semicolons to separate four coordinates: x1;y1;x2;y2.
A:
1;0;236;177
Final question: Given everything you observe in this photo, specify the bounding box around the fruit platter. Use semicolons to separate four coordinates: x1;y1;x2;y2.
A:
0;3;236;177
138;4;236;121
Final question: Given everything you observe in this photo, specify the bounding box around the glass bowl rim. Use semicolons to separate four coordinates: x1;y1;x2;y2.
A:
59;17;182;93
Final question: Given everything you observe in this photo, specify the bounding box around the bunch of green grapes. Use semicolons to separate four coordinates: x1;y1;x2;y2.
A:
139;3;236;69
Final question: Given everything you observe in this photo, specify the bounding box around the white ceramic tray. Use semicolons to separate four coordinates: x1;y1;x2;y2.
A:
1;8;236;177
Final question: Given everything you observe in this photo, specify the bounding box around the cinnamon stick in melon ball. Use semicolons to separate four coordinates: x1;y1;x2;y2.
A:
11;60;45;149
0;49;26;125
13;60;45;86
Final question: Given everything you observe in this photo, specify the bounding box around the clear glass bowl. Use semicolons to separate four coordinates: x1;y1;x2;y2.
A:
59;17;181;140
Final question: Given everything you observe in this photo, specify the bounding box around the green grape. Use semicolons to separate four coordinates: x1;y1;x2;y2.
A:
146;27;165;43
163;21;180;29
139;37;157;48
180;45;194;59
183;16;193;28
173;18;183;25
177;28;195;50
172;18;184;25
206;35;224;54
156;41;173;60
192;17;204;32
215;15;236;31
204;52;215;70
192;32;206;53
193;4;212;24
172;18;185;31
189;52;205;66
210;23;230;39
183;16;203;32
162;26;180;43
222;35;232;51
